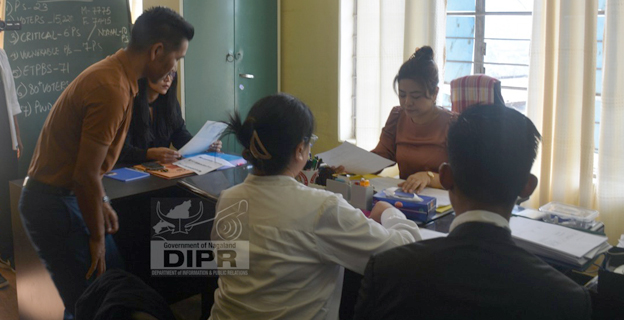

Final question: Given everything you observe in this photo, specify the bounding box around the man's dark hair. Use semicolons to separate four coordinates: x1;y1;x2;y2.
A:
129;7;194;52
447;104;541;206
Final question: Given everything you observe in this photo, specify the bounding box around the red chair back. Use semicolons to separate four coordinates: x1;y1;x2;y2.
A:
450;74;505;113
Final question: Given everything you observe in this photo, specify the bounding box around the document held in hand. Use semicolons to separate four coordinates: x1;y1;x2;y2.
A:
177;120;228;156
316;141;395;175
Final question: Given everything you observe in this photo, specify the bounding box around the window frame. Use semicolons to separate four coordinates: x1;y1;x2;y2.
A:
445;0;532;112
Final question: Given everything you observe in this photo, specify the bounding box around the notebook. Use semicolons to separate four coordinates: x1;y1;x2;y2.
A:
134;163;195;180
104;168;150;182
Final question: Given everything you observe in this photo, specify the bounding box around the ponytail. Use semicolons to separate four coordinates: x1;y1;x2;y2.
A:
225;93;315;175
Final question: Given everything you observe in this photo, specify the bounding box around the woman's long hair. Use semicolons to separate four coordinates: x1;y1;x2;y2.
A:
129;76;182;147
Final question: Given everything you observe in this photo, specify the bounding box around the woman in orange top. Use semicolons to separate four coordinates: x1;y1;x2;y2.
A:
371;46;457;193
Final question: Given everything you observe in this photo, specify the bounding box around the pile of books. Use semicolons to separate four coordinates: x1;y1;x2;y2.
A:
510;217;611;269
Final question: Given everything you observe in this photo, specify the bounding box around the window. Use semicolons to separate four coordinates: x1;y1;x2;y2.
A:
129;0;143;23
442;0;533;113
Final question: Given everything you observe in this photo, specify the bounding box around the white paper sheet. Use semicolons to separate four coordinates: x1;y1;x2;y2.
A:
513;208;546;220
315;142;395;175
174;154;231;175
177;120;228;156
419;228;448;240
369;177;404;192
418;188;451;207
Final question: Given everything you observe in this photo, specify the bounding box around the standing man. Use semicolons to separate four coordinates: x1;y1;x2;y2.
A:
19;7;194;319
354;104;591;320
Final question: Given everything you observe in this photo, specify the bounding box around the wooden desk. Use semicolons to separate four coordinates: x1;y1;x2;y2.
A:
10;165;251;320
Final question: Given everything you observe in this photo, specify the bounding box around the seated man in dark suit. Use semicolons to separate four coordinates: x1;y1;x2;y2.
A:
354;104;592;320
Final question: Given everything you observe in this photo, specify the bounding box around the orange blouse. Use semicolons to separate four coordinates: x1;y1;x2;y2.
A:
371;106;457;179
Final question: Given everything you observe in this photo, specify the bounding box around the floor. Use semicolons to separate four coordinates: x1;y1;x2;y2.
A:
0;266;203;320
0;266;18;320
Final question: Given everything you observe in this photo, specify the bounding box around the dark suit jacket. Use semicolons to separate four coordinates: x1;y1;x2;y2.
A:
354;222;592;320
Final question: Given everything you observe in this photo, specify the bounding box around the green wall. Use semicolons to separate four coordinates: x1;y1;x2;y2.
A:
142;0;342;154
280;0;341;154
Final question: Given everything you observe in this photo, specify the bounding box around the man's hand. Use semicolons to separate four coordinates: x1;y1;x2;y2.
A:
369;201;394;223
147;147;180;164
398;172;431;193
103;203;119;234
16;139;23;159
86;236;106;279
208;140;222;153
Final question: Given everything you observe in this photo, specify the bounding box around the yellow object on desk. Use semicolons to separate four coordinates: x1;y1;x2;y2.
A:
347;174;379;181
436;205;453;213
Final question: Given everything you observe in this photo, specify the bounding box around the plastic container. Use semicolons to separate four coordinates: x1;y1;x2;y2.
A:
539;201;599;229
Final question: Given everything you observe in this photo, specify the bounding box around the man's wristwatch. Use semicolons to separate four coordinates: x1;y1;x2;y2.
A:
103;195;111;204
427;171;434;179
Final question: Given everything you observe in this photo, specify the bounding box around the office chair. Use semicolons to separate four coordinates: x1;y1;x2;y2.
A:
450;74;505;113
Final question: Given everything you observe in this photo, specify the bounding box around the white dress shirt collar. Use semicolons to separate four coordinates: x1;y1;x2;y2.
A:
245;173;298;185
449;210;510;233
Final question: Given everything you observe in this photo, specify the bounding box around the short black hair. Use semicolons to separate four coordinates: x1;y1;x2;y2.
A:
394;46;438;97
447;104;541;206
227;93;315;175
129;7;194;52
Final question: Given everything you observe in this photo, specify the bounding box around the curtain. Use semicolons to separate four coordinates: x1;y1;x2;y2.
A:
129;0;143;23
597;0;624;244
527;0;624;244
526;0;597;208
355;0;446;150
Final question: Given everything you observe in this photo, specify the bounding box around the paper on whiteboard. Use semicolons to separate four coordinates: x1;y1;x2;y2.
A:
178;120;227;156
316;141;395;175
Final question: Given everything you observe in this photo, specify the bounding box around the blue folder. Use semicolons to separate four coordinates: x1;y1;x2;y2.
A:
104;168;150;182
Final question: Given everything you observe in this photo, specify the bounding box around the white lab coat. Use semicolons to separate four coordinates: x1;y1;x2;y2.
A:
209;174;421;320
0;48;21;150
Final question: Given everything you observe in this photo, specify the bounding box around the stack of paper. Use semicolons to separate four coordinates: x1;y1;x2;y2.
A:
510;217;611;268
175;153;246;175
175;154;233;175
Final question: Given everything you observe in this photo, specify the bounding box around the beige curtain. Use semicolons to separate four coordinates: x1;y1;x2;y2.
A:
129;0;143;23
597;0;624;244
355;0;446;150
525;1;597;210
527;0;624;244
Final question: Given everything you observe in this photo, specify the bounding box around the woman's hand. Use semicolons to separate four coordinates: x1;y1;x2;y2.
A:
398;172;432;193
146;147;181;164
208;140;222;153
330;165;346;174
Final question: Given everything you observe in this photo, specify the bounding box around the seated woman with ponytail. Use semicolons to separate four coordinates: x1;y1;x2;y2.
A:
372;46;458;194
208;93;421;320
